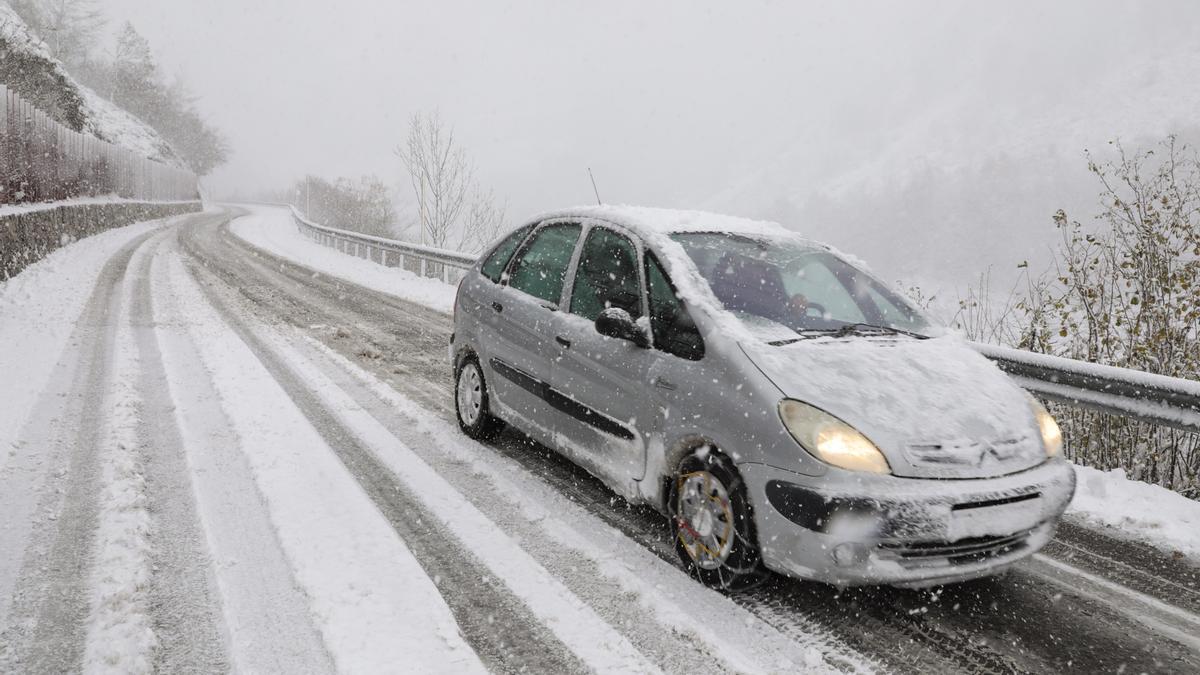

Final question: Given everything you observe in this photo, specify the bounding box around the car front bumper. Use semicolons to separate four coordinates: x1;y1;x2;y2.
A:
740;458;1076;587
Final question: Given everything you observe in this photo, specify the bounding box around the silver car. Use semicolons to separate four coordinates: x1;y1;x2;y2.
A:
450;206;1076;589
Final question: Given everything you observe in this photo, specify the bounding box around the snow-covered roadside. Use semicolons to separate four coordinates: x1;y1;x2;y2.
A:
157;251;485;673
228;205;457;313
1066;464;1200;560
83;264;155;674
0;217;169;474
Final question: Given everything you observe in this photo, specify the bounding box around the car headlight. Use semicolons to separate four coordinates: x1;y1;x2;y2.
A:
1028;395;1063;457
778;400;891;474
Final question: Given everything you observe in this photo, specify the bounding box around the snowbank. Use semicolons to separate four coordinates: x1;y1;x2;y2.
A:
229;205;458;314
1067;464;1200;560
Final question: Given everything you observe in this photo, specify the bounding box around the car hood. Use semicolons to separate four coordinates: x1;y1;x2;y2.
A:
742;335;1047;479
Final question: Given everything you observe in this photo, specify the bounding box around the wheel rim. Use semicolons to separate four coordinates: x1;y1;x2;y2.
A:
457;364;483;426
675;470;735;570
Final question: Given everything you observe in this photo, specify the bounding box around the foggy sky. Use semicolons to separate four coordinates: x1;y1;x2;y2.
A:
97;0;1200;288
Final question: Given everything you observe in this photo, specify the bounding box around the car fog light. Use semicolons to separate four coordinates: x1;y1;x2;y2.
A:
832;542;868;567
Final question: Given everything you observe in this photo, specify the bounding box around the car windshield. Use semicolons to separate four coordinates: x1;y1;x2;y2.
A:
670;232;932;342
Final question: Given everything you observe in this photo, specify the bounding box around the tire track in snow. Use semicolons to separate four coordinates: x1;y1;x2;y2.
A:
175;233;606;674
268;336;663;674
0;228;158;674
167;242;493;673
81;239;155;674
126;227;231;672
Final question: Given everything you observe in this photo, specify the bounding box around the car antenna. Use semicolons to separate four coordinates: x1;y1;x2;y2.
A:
587;167;603;205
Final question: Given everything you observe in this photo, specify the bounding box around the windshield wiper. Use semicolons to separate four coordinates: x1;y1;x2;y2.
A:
768;323;928;346
828;322;929;340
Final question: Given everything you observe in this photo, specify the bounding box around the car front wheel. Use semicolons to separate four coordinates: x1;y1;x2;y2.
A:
669;448;765;592
455;356;505;441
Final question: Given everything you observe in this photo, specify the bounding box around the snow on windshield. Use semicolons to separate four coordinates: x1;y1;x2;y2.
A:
669;232;932;342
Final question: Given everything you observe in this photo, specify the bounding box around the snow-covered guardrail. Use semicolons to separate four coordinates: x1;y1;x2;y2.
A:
972;342;1200;434
287;206;477;284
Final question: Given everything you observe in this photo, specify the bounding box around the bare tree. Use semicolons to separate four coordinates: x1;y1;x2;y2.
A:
395;111;510;251
395;111;472;248
457;186;507;253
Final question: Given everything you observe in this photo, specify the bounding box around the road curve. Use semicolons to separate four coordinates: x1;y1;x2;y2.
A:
2;207;1198;674
183;206;1200;674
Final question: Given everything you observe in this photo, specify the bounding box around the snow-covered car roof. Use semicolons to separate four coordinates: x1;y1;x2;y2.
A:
528;205;806;241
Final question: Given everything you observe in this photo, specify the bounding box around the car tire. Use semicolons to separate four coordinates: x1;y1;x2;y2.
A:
455;356;505;441
669;448;766;592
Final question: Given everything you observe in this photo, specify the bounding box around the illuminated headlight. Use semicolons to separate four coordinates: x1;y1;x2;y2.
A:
778;400;891;474
1028;396;1063;457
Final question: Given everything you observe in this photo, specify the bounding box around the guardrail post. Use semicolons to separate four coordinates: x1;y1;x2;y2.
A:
420;259;427;277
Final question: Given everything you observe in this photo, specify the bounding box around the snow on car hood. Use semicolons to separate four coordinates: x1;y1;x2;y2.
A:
742;334;1048;479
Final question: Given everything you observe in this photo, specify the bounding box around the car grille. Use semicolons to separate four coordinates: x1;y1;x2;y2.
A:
876;529;1034;568
905;435;1040;469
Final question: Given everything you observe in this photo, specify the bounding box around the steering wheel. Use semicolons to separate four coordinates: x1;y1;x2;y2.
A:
788;293;825;319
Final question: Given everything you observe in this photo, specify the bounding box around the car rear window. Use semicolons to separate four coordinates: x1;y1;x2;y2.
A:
480;225;532;283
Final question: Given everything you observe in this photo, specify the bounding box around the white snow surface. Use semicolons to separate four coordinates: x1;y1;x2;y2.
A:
229;205;458;313
159;253;485;673
1067;464;1200;560
0;217;169;473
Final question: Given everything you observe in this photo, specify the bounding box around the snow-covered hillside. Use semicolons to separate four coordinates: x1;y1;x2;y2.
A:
0;3;183;167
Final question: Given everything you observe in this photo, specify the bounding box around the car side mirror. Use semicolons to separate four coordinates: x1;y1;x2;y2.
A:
595;307;650;348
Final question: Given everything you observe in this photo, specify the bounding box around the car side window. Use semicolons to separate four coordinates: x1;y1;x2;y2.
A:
480;224;532;283
569;227;642;321
506;222;582;305
645;254;705;361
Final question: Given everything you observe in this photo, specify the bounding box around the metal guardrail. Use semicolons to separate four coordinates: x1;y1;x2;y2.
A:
274;203;1200;434
973;343;1200;434
287;205;477;284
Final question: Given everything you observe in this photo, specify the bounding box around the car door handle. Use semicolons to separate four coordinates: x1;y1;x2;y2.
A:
491;301;503;313
555;335;572;349
653;376;677;391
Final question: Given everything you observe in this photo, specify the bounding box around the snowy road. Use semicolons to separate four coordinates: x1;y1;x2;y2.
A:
2;207;1199;674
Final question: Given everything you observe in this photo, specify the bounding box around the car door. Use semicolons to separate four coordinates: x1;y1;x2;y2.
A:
459;223;532;352
485;220;583;439
549;223;658;488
